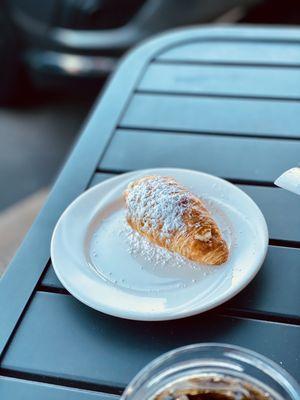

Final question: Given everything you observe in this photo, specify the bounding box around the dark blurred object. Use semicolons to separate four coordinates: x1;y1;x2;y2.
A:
0;0;259;103
0;3;21;104
241;0;300;24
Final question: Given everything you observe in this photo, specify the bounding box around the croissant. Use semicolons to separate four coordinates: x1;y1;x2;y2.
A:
124;175;229;265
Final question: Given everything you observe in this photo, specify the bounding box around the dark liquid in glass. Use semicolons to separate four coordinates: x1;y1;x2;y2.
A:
154;375;279;400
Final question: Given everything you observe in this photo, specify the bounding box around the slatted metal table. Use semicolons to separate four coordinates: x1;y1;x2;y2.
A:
1;26;300;399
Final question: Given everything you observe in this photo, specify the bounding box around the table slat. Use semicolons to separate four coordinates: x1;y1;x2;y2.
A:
140;63;300;99
2;292;300;389
158;41;300;65
0;376;116;400
226;245;300;317
42;267;63;291
100;130;300;183
121;94;300;138
239;185;300;243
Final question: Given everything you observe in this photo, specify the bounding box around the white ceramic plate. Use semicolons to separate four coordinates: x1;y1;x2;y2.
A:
51;168;268;321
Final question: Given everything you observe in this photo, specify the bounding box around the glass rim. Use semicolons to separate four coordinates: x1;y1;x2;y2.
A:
122;343;300;399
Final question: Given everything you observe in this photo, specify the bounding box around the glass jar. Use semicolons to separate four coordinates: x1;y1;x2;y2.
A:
121;343;300;400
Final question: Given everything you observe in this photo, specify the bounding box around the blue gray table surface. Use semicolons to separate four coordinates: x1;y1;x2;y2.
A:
1;25;300;399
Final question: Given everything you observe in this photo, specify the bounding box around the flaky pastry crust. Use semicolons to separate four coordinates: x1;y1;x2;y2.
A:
124;175;228;265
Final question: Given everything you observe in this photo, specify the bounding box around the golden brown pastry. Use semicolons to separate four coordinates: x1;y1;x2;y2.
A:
124;175;229;265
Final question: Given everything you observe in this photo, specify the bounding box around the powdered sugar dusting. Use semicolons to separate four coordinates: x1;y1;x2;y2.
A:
120;218;200;270
125;176;192;238
88;208;221;293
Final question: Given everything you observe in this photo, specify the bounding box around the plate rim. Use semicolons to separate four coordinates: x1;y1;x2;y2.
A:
51;168;269;321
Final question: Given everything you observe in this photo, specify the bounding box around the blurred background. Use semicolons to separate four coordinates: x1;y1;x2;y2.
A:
1;0;300;274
